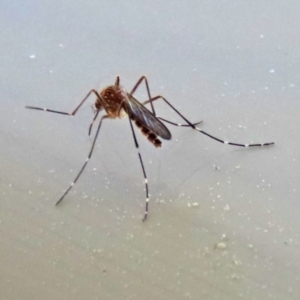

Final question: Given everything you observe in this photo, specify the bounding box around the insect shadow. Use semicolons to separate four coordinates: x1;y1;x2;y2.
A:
26;76;274;221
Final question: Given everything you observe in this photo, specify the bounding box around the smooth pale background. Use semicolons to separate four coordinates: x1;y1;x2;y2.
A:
0;1;299;299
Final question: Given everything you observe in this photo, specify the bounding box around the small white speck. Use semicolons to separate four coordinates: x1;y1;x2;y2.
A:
223;204;230;211
216;242;227;250
269;69;275;73
29;54;36;59
221;234;227;240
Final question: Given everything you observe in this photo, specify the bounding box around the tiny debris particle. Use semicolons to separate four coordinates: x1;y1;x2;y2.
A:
235;165;241;169
216;242;227;250
29;54;36;59
223;204;230;211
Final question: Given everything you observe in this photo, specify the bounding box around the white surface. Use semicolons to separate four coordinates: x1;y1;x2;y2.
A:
0;1;299;299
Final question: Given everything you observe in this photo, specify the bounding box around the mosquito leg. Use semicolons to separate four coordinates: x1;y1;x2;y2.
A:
142;98;203;128
148;95;275;147
55;115;108;206
88;110;100;136
158;117;203;128
115;76;120;86
25;89;101;116
130;76;156;116
130;76;203;127
128;118;150;221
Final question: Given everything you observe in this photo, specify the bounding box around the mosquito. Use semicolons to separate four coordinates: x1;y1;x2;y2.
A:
25;76;274;221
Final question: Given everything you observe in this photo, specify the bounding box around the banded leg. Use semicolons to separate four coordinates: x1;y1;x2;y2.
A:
146;95;274;147
130;76;156;116
55;115;108;205
130;77;203;127
88;110;100;136
25;89;101;116
128;118;149;221
149;114;202;128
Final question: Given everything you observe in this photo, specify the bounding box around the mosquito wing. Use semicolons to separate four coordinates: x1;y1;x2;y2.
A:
124;95;171;140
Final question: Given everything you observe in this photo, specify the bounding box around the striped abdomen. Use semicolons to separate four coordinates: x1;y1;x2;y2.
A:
134;119;162;147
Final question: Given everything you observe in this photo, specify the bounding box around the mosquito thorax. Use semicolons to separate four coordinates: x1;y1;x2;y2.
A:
100;85;128;117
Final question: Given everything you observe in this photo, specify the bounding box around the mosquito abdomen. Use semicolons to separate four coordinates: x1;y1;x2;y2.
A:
134;120;162;147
